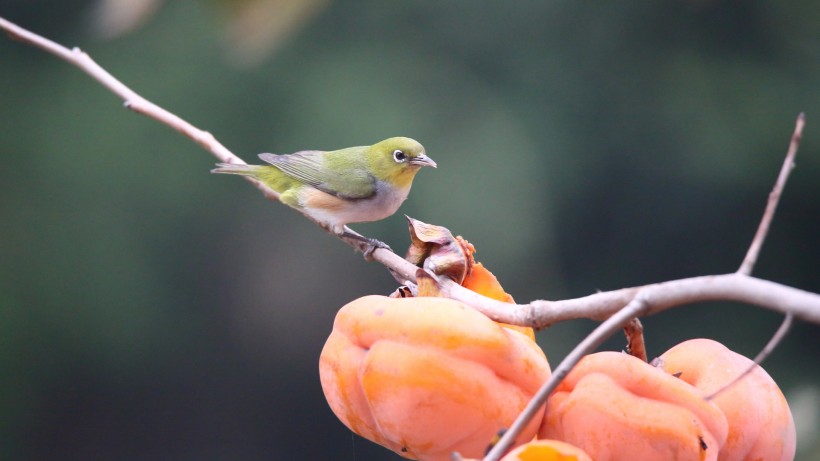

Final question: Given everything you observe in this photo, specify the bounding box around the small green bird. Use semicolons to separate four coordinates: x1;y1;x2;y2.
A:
212;137;436;250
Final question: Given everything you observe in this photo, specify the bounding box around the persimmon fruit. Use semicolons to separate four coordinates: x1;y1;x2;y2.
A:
658;338;796;461
499;439;593;461
319;295;550;460
540;351;728;461
540;340;795;461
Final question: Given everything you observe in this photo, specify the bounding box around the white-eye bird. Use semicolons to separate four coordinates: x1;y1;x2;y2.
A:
212;137;436;250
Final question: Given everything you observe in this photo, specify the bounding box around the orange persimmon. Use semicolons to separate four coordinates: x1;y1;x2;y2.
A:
658;339;796;461
461;261;535;341
462;261;515;303
540;351;729;461
497;439;592;461
319;295;551;461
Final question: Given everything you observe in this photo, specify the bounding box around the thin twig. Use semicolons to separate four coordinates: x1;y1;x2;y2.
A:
738;113;805;275
0;16;243;167
0;15;410;259
704;312;795;401
0;16;280;203
4;17;819;461
481;113;810;459
4;17;819;328
482;295;653;461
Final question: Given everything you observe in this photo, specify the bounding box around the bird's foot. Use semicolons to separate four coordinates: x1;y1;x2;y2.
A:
361;238;392;261
340;227;392;261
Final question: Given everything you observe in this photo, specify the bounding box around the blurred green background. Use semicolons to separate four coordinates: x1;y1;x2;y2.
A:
2;1;819;459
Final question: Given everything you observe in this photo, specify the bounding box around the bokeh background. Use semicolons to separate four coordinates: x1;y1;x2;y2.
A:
2;1;819;459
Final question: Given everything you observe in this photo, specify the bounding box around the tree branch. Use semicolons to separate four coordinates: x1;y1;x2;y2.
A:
480;112;813;460
4;16;817;329
4;16;818;461
1;16;274;207
704;312;794;401
738;113;804;275
484;295;653;461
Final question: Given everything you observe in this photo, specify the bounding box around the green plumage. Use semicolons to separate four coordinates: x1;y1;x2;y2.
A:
259;147;377;199
211;137;436;234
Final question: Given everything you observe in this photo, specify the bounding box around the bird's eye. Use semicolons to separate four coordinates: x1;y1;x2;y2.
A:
392;149;407;163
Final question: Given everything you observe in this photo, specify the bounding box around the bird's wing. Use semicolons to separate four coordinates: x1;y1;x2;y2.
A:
258;150;376;200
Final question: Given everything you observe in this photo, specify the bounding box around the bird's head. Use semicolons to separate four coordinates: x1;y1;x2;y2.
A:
368;137;436;188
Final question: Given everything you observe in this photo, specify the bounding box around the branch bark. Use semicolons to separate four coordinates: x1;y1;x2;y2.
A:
484;296;652;461
704;312;794;401
481;112;813;460
3;16;818;329
738;113;804;275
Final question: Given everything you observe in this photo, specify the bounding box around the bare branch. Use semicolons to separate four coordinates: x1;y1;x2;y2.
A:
0;15;415;257
437;273;820;328
4;16;819;461
738;113;805;275
0;16;281;199
478;112;811;459
704;312;795;401
4;16;818;329
483;295;653;461
478;114;810;459
480;276;807;460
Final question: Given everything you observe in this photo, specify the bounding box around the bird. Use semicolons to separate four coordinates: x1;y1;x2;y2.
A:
212;136;436;253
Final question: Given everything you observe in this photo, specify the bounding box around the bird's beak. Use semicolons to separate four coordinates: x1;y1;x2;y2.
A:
410;153;437;168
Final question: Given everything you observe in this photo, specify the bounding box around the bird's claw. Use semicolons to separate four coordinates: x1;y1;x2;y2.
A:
363;238;392;261
338;226;392;261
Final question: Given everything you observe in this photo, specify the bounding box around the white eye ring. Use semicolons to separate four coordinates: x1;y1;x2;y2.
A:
393;149;407;163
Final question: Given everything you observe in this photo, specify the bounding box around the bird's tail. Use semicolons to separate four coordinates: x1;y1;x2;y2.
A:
211;163;260;176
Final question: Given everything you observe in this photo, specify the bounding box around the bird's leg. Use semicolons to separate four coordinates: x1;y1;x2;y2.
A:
339;226;392;260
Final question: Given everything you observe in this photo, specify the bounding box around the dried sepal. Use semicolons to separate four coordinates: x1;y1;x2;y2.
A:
416;268;444;297
405;216;471;284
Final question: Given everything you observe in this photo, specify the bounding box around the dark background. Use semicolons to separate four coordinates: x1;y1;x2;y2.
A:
1;1;818;459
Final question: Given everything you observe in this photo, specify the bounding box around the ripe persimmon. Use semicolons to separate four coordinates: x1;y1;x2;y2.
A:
658;339;796;461
540;351;728;461
499;439;593;461
541;340;796;461
319;295;550;460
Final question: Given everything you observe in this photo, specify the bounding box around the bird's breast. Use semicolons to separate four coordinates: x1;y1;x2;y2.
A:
299;181;411;230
